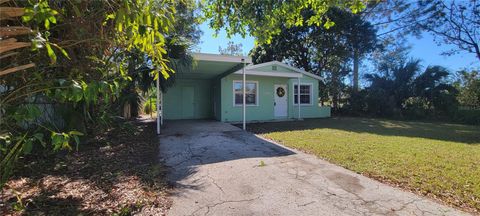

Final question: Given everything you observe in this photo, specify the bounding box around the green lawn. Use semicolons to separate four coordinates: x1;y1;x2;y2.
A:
248;117;480;212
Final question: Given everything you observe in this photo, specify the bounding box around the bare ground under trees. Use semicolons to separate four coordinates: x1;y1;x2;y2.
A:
0;119;171;215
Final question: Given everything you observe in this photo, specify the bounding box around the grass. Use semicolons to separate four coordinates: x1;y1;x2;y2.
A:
248;117;480;213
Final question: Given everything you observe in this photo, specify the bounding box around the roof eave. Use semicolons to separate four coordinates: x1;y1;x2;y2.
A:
192;53;252;64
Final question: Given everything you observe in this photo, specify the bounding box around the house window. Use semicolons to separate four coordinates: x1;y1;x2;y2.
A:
234;81;258;106
294;84;312;105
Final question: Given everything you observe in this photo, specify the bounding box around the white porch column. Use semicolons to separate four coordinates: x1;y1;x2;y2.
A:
156;74;161;135
160;90;163;126
242;58;246;130
297;77;301;120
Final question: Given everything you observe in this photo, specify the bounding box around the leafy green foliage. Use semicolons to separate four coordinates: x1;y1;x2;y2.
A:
106;0;177;80
202;0;367;44
143;98;157;115
51;131;83;151
21;0;58;30
251;7;377;109
455;70;480;109
345;57;459;119
22;0;68;64
1;0;188;189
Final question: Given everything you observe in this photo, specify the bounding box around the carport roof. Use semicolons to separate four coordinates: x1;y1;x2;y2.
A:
174;53;252;79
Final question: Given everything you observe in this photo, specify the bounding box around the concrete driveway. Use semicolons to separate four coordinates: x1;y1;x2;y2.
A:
159;120;467;216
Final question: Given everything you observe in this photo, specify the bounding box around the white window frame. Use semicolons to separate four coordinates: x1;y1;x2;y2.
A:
293;83;313;106
233;80;259;107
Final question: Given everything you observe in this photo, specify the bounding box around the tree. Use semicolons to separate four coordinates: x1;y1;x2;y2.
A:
0;0;195;188
219;41;243;56
344;10;378;92
363;53;458;117
365;0;480;62
250;7;376;109
455;70;480;109
203;0;367;44
416;1;480;62
364;59;420;116
413;66;458;115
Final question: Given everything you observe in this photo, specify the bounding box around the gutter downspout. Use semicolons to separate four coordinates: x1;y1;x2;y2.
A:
242;58;246;130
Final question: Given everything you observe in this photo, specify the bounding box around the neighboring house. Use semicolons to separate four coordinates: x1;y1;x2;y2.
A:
163;53;331;122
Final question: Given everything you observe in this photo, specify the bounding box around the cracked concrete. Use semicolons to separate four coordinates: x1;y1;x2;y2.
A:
159;120;469;216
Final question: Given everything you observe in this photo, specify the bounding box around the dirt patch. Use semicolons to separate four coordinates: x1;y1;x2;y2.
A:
0;119;172;215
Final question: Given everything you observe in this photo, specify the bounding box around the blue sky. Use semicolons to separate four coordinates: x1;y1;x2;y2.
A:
197;22;479;72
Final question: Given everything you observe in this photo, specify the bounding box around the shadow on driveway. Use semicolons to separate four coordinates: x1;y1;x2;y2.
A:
158;120;467;216
159;120;295;189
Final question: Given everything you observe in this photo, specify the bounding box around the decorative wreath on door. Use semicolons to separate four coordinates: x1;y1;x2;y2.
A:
276;87;285;97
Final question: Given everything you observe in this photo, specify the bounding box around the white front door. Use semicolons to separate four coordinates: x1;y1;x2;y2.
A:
274;84;288;118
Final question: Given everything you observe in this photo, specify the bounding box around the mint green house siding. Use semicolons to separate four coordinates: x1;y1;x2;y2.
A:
164;79;215;120
163;56;331;122
220;74;289;122
219;72;330;122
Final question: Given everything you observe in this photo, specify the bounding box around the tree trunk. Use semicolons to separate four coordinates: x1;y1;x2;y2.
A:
353;50;359;92
332;93;339;110
332;71;339;110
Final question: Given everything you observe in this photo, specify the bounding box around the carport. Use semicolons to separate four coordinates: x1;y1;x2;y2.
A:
156;53;251;133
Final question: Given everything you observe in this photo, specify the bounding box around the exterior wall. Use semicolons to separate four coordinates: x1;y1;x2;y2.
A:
220;71;331;122
220;74;289;122
213;79;222;120
164;63;331;121
255;64;294;73
287;77;331;119
164;78;214;120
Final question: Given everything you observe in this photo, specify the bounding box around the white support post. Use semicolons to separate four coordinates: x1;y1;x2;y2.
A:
160;90;163;126
297;77;301;120
242;58;246;130
156;74;161;135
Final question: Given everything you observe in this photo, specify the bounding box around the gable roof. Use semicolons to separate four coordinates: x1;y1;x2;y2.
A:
243;61;324;82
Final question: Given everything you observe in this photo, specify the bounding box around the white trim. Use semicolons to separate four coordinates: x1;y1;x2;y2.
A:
274;84;288;118
156;75;161;134
160;90;163;125
293;83;313;106
193;52;252;63
297;78;301;119
242;58;246;130
233;70;302;78
233;80;259;107
240;61;324;81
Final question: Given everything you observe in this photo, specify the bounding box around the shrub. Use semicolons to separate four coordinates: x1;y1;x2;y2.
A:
454;109;480;125
403;97;430;119
143;98;157;114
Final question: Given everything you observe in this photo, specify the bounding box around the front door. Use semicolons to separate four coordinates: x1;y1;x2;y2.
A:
274;84;288;118
181;86;195;119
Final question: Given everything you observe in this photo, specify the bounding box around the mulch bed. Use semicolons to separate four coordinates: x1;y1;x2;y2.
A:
0;119;172;215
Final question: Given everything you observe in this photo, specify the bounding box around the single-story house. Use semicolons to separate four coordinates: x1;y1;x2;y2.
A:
162;53;331;123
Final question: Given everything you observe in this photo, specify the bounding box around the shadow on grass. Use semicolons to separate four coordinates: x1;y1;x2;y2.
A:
246;117;480;144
